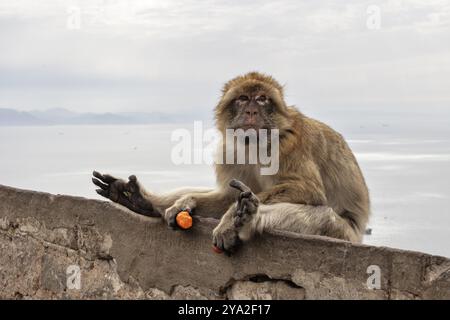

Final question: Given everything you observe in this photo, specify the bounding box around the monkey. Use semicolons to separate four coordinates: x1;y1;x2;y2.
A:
92;71;370;255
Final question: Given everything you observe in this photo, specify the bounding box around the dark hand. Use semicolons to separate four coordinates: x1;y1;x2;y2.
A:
92;171;160;218
229;179;259;227
212;179;259;255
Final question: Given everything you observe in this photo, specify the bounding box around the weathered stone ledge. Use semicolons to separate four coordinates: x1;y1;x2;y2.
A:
0;184;448;299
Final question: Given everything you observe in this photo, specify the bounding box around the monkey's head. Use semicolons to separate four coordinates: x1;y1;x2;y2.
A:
215;72;292;134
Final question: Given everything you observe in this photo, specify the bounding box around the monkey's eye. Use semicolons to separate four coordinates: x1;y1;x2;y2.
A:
237;95;249;102
256;95;267;103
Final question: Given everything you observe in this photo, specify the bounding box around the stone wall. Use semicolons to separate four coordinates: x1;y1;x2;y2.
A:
0;184;448;299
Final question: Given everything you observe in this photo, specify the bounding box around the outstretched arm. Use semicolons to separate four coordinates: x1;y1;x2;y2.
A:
92;171;235;226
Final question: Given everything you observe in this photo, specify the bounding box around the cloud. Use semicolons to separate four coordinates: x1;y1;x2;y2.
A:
0;0;449;113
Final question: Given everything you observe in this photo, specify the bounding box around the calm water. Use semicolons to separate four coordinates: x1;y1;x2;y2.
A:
1;120;449;257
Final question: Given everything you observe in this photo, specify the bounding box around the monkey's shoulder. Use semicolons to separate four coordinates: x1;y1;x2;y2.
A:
299;116;356;164
300;116;345;146
302;116;341;137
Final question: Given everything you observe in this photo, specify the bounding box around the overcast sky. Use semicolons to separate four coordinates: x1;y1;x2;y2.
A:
0;0;449;115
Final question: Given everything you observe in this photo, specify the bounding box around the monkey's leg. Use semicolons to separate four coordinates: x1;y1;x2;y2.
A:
213;203;360;254
252;203;361;242
212;180;361;254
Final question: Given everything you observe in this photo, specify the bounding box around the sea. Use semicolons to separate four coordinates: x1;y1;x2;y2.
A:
1;108;449;257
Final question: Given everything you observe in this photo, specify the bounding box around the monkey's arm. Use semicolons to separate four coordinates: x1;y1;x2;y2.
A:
258;161;327;206
160;189;235;228
92;171;235;225
258;181;327;206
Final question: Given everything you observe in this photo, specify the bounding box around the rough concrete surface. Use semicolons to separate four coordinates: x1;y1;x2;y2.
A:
0;184;449;300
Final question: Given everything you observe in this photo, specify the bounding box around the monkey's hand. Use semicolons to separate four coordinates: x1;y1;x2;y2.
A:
164;195;196;230
212;179;259;255
92;171;160;218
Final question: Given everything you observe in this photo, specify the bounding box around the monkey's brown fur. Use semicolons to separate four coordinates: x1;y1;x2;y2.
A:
93;71;370;254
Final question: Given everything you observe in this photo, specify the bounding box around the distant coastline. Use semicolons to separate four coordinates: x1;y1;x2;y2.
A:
0;108;205;126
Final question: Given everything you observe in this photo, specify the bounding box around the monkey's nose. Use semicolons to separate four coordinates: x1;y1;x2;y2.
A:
245;110;258;116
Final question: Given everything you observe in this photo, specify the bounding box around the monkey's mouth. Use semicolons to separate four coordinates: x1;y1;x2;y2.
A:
241;125;260;131
235;124;268;131
227;125;274;136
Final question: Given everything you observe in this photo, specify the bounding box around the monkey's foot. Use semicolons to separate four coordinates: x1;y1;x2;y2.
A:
230;179;259;228
92;171;159;218
212;224;242;256
212;179;259;255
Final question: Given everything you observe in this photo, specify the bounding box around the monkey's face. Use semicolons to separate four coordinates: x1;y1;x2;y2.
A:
228;90;276;131
215;73;292;135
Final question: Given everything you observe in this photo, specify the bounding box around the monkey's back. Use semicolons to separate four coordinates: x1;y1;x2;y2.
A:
300;115;371;235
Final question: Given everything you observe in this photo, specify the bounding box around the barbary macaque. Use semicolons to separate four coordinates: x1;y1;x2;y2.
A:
92;72;370;255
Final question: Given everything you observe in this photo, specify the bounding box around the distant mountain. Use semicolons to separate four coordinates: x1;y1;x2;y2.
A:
0;109;49;126
0;108;197;126
30;108;77;123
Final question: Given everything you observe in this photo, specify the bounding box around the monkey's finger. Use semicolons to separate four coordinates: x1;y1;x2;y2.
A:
96;189;109;199
240;198;257;215
92;178;109;190
229;179;252;193
93;170;107;182
236;198;246;215
239;191;251;201
239;190;259;205
240;201;248;216
237;193;255;213
109;180;125;202
126;175;140;193
93;171;117;184
168;214;178;230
